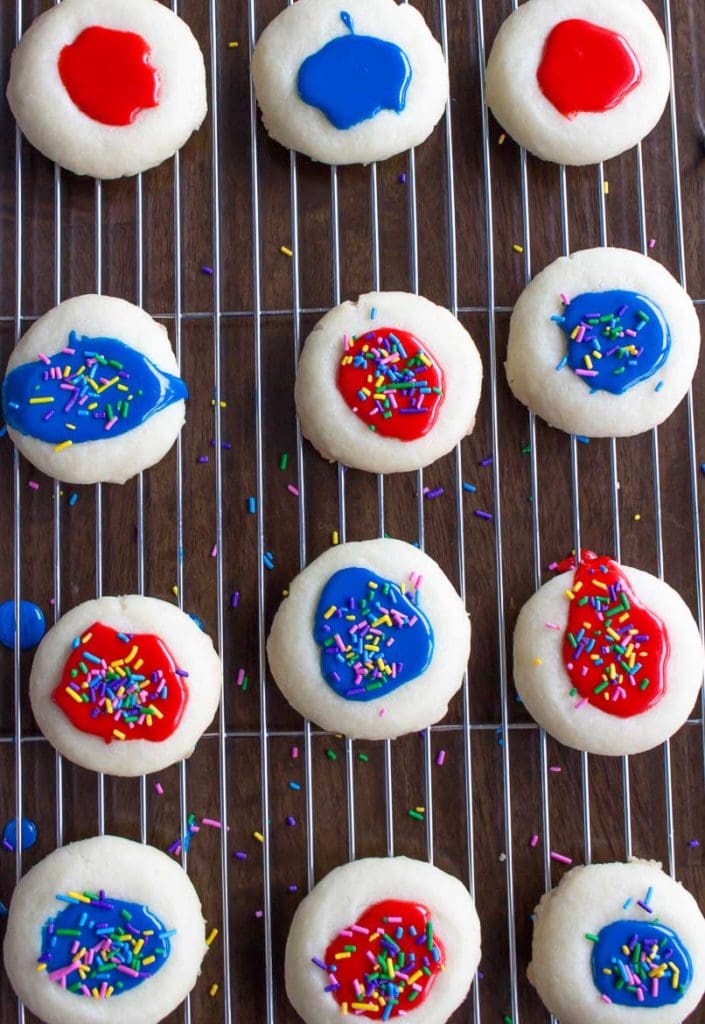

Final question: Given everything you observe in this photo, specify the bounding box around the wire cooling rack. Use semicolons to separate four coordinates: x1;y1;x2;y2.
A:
1;0;705;1022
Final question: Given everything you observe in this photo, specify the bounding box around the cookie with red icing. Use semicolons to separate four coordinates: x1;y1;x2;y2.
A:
285;856;481;1024
30;595;222;776
295;291;482;474
485;0;670;165
7;0;206;179
513;551;703;755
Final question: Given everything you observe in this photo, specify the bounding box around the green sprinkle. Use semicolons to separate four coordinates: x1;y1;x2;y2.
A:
325;749;337;761
584;933;600;942
357;753;368;762
279;453;288;470
408;810;424;821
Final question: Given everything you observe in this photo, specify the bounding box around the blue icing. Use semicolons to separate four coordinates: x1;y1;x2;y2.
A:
313;566;434;702
297;11;412;130
556;290;670;395
39;892;173;995
590;919;692;1007
0;599;45;650
2;332;188;447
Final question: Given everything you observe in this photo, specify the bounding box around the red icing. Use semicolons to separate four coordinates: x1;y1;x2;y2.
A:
52;622;188;743
322;899;445;1017
58;26;160;127
337;327;445;442
537;19;642;120
558;551;669;718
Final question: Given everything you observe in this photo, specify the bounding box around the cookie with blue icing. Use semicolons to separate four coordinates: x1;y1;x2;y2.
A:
506;247;700;438
252;0;448;165
2;294;187;484
529;859;705;1024
267;538;470;740
3;834;206;1024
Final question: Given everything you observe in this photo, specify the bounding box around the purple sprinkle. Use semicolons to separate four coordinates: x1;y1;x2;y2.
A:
234;851;247;860
198;455;209;464
312;957;327;971
424;487;444;499
287;884;298;893
474;509;493;520
479;455;493;466
286;816;297;827
201;266;214;275
399;173;407;184
688;839;700;848
231;592;240;608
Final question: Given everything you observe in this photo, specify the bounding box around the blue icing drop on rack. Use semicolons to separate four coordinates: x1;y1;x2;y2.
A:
39;892;173;996
297;11;412;130
590;919;692;1007
2;332;188;447
313;567;434;702
556;290;670;395
0;599;45;650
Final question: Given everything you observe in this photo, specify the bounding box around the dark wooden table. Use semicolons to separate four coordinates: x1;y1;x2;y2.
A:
1;1;704;1021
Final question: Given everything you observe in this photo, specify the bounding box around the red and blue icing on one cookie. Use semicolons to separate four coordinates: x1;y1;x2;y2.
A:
52;622;189;744
58;26;161;127
587;886;692;1008
315;899;445;1017
298;11;411;130
314;568;434;701
2;333;187;453
39;891;172;997
338;328;445;442
553;290;671;395
537;19;642;120
555;551;669;718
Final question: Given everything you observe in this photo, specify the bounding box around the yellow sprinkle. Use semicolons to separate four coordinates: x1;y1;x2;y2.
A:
498;133;506;144
210;983;220;997
512;244;524;254
124;644;138;664
280;245;293;257
104;699;113;715
332;530;339;546
54;440;73;452
67;891;91;904
133;939;144;956
592;580;608;590
573;581;583;592
29;396;53;404
415;806;425;813
142;955;155;966
210;399;227;408
419;354;432;367
335;952;352;960
148;704;164;720
603;180;609;195
172;585;179;597
584;355;593;370
533;657;543;666
65;423;76;431
36;963;47;972
633;513;641;521
592;350;602;360
565;589;575;600
253;831;264;843
323;606;337;620
65;687;83;704
342;1003;349;1015
387;956;394;978
351;1005;377;1012
113;729;126;741
206;928;219;947
228;41;239;48
408;970;423;985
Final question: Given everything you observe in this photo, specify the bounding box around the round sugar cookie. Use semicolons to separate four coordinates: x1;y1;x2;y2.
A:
4;834;206;1024
513;551;703;756
7;0;207;179
251;0;449;165
506;247;700;438
30;595;222;777
295;291;483;474
267;538;470;740
2;294;188;485
485;0;670;166
285;856;481;1024
529;859;705;1023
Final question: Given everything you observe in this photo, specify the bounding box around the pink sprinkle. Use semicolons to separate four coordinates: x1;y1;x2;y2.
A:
560;293;570;306
530;834;540;848
255;910;263;918
210;544;218;557
202;818;223;828
549;765;561;773
236;668;245;687
116;965;140;978
648;238;656;249
575;697;587;710
379;708;387;717
435;750;446;766
601;995;612;1004
550;851;572;865
62;347;75;355
287;484;299;496
574;368;598;377
104;416;119;431
154;782;164;796
291;746;299;759
545;622;560;630
37;352;51;364
28;480;39;490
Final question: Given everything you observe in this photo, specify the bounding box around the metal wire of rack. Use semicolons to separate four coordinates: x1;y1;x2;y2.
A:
1;1;705;1023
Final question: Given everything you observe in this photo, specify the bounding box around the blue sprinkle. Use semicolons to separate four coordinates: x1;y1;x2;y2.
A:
463;483;477;493
2;817;38;852
68;492;79;507
575;435;590;444
247;497;256;514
